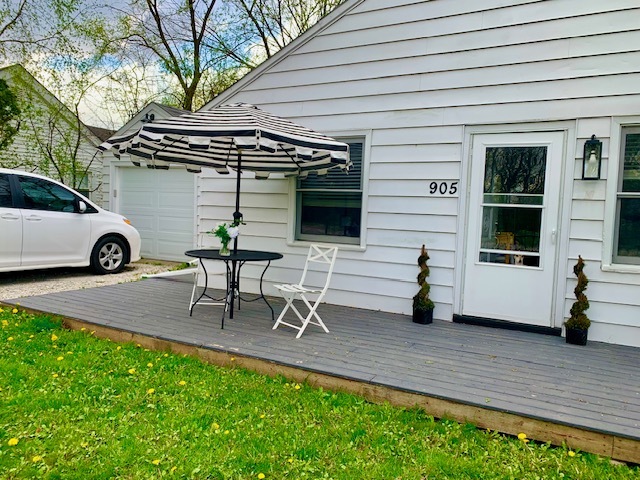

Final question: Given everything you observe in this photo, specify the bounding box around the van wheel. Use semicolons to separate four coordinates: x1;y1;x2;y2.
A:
91;236;128;274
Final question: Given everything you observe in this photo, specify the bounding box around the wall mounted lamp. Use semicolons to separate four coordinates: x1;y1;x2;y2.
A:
582;134;602;180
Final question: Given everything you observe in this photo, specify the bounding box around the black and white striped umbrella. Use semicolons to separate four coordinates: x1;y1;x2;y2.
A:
100;103;350;250
100;103;350;179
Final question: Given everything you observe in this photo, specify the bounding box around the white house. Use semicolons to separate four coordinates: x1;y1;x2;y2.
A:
0;64;104;203
101;102;196;261
183;0;640;347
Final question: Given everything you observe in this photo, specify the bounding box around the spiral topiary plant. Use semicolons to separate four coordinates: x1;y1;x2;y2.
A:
566;255;591;330
412;245;434;324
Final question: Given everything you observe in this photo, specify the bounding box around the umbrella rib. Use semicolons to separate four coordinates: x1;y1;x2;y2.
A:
282;145;303;175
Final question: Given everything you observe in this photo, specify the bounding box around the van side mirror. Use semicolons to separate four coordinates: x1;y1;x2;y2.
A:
77;200;87;213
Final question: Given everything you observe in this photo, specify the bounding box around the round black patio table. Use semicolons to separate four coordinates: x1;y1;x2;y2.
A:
185;249;283;329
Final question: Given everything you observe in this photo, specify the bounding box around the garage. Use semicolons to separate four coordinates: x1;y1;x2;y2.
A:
117;166;195;261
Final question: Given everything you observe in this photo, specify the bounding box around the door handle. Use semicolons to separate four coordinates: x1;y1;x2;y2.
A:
1;213;20;220
551;229;557;245
25;215;43;222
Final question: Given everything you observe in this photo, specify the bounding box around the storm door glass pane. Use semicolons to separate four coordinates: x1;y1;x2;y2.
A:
478;146;547;267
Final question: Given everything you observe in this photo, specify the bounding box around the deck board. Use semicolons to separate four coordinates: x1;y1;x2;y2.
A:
4;276;640;462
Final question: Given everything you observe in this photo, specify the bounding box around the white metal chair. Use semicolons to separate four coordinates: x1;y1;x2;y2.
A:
272;244;338;338
188;234;226;313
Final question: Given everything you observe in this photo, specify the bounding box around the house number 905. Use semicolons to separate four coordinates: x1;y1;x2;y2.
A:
428;181;458;195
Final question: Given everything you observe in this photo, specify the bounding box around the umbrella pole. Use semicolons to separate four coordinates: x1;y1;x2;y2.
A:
233;150;242;254
229;150;242;322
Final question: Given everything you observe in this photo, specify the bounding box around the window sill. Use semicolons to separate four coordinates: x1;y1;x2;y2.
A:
287;239;366;252
601;263;640;274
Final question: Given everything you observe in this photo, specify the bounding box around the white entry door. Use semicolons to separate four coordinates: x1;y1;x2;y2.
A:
463;132;564;327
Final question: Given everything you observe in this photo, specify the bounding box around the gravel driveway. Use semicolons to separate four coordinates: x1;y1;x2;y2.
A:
0;259;184;300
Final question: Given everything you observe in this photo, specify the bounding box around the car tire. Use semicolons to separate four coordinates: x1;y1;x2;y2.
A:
91;236;128;275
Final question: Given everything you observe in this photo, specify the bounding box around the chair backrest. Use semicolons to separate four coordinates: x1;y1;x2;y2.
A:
298;244;338;293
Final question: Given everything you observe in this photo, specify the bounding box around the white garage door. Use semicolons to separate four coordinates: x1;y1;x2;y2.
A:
118;167;195;261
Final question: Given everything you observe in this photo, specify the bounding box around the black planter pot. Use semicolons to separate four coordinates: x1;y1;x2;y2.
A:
566;327;588;346
413;308;434;325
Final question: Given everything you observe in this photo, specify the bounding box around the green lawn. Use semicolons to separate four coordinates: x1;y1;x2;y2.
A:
1;306;638;479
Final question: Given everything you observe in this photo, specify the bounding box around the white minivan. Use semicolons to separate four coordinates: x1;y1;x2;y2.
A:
0;168;141;274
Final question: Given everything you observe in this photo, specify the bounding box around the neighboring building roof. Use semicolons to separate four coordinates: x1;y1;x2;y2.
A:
106;102;191;141
87;125;116;142
0;64;101;146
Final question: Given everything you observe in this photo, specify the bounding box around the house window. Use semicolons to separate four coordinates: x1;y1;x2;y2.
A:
295;138;363;244
613;126;640;264
76;174;91;200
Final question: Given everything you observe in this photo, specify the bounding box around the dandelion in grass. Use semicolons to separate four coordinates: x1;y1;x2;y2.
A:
128;368;136;374
295;384;301;390
117;346;121;350
80;327;86;331
51;334;58;341
568;451;576;457
12;308;18;314
8;336;13;341
32;455;42;462
151;459;161;465
517;433;529;443
2;320;8;326
258;474;266;479
147;363;153;368
8;438;19;446
52;374;58;378
56;356;64;361
178;380;186;386
147;388;155;395
170;466;177;473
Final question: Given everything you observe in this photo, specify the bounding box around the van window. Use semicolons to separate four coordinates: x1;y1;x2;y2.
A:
0;174;12;208
18;176;77;212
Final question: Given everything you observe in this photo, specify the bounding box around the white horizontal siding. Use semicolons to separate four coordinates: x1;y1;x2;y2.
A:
245;51;640;100
204;0;640;343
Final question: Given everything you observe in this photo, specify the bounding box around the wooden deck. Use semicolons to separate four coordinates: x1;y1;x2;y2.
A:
4;276;640;463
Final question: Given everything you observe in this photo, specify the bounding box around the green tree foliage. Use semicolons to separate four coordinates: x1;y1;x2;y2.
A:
212;0;343;67
0;0;100;61
106;0;343;113
0;66;100;193
0;78;20;151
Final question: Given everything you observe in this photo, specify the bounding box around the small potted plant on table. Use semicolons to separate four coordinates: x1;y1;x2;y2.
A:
210;221;240;256
565;255;591;345
413;244;434;324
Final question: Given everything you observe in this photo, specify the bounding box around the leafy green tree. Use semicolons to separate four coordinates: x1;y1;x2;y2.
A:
211;0;343;67
0;65;102;197
0;77;20;151
105;0;343;113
